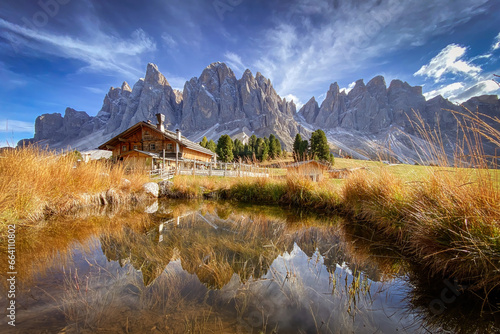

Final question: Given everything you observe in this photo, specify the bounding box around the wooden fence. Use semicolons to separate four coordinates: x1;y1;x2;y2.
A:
179;162;270;178
149;162;271;179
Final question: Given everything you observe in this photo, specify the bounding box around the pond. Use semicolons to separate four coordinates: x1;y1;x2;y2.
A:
1;200;499;333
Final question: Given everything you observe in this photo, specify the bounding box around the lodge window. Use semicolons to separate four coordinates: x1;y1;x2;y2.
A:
150;143;156;151
122;145;127;152
167;143;173;151
133;145;138;150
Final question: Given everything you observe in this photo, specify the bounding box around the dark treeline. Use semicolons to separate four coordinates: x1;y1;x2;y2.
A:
293;130;334;164
200;134;282;163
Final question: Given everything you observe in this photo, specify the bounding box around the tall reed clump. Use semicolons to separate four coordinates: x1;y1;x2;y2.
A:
341;107;500;292
406;167;500;290
341;169;409;240
226;177;286;202
0;146;150;223
402;108;500;291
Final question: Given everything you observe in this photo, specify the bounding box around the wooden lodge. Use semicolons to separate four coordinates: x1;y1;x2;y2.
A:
98;114;215;169
285;160;330;182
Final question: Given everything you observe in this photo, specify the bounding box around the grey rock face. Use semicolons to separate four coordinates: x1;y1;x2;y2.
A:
34;113;64;141
62;108;91;139
23;62;303;151
299;76;428;133
21;62;499;160
120;63;181;132
387;79;426;128
181;62;242;130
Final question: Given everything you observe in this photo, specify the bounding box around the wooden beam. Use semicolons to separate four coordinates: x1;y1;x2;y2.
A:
106;145;115;149
118;137;127;142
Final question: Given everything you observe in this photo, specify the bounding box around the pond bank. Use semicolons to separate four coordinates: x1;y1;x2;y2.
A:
160;172;500;295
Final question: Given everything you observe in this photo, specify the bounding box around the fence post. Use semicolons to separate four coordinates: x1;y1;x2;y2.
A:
224;163;226;177
193;161;196;176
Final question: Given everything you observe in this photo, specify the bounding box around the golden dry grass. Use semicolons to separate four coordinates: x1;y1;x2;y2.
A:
0;146;150;224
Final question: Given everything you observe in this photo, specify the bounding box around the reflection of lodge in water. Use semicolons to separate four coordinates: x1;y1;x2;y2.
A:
100;207;388;288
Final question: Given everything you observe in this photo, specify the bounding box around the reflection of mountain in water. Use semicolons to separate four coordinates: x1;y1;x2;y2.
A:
100;204;389;288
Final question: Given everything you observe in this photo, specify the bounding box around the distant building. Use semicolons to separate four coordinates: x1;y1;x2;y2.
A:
285;160;330;182
98;114;215;168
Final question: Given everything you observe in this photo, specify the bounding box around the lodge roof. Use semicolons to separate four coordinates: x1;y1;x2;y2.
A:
98;121;215;157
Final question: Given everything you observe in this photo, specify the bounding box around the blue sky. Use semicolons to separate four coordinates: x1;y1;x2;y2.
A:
1;0;499;147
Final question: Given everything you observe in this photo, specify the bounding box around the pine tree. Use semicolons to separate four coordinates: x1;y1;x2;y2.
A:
261;143;269;161
206;140;217;153
299;140;309;161
233;138;244;159
329;152;335;165
255;137;264;160
293;133;302;162
249;135;257;154
273;137;282;158
310;129;330;162
269;134;277;159
216;135;234;162
199;136;208;148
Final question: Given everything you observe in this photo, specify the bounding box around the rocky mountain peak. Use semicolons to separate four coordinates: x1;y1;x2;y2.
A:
348;79;366;98
199;62;236;91
145;63;169;86
241;69;255;82
329;82;340;94
366;75;386;91
299;97;320;124
121;81;132;92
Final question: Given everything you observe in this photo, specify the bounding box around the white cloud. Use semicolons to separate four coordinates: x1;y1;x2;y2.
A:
0;18;156;78
161;33;178;50
251;0;489;102
283;94;303;109
0;120;34;133
340;82;356;94
422;82;465;100
224;52;247;75
414;44;481;82
492;32;500;51
84;86;107;95
451;80;500;103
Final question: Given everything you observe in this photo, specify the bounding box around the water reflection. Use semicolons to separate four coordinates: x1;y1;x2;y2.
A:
0;200;498;333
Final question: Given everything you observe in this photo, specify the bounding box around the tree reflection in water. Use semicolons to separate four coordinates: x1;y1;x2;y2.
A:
1;199;499;333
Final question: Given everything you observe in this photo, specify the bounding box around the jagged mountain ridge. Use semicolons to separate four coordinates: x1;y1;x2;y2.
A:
298;76;499;162
20;62;499;163
25;62;303;151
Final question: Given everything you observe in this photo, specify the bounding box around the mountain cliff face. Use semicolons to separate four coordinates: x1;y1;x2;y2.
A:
24;62;303;150
297;77;499;162
298;76;431;134
20;62;499;164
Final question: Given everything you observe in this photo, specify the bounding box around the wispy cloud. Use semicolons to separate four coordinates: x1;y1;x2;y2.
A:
422;82;465;100
340;82;356;94
84;86;107;95
452;80;500;102
0;18;156;78
224;52;247;76
492;32;500;51
161;32;178;50
418;32;500;103
0;120;34;133
283;94;303;109
250;0;490;103
414;44;481;82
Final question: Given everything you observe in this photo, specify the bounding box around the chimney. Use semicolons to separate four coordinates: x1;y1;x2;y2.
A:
156;113;165;132
176;129;181;141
